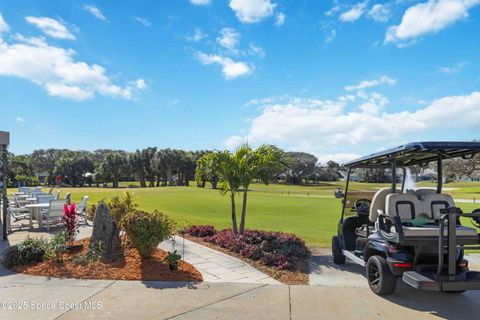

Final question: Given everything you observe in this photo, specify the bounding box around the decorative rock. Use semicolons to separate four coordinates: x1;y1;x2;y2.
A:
90;202;120;257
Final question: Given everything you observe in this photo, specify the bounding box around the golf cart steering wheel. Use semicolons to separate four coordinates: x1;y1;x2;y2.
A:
471;208;480;228
354;199;371;216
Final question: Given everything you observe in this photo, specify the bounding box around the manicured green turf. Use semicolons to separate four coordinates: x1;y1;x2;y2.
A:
9;181;480;247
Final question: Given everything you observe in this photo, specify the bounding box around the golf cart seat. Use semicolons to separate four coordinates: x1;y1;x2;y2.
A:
369;188;398;222
385;193;478;239
419;193;455;219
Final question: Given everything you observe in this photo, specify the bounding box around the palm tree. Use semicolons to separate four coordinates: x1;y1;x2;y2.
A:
199;145;285;235
195;152;220;189
235;144;285;234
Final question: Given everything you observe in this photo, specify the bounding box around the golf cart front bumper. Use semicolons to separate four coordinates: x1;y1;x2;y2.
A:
402;270;480;291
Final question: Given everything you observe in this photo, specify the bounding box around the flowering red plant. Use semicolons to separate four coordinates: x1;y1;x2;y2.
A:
64;203;78;242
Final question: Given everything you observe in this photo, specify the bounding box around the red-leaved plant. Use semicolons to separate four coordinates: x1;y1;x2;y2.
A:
64;203;78;242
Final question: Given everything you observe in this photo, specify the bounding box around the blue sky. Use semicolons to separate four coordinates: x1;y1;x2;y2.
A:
1;0;480;163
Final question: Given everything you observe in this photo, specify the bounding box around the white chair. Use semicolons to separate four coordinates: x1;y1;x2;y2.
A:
64;192;71;205
37;195;54;204
35;186;43;192
54;190;61;200
76;196;89;224
13;193;28;207
42;200;66;233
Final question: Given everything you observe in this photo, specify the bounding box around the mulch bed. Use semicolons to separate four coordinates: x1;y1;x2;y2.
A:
183;234;309;285
11;238;203;282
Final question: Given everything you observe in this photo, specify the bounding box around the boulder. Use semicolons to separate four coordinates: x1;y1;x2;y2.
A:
90;202;120;257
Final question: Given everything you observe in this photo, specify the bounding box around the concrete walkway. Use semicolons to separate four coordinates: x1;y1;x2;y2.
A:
160;236;279;284
2;267;480;320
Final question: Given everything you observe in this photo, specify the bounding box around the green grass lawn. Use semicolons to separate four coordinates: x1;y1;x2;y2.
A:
9;181;480;247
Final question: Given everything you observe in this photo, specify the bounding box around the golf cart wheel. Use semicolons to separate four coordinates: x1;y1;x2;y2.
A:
366;256;397;295
332;236;345;264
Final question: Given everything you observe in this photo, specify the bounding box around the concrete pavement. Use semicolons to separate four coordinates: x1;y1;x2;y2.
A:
160;235;279;284
2;266;480;320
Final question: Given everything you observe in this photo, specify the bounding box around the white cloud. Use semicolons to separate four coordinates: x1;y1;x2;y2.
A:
229;0;276;23
83;5;106;21
339;2;368;22
185;28;206;42
275;12;285;26
248;43;265;58
345;75;396;91
190;0;211;5
325;5;342;16
325;29;337;43
196;52;254;80
232;91;480;162
15;117;25;123
0;13;9;33
367;4;391;22
25;16;75;40
317;153;361;164
217;28;241;54
385;0;480;45
133;16;151;27
135;79;147;90
0;34;145;101
225;135;244;149
437;61;467;74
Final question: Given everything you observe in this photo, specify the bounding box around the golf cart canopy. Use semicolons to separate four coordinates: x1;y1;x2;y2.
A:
344;141;480;168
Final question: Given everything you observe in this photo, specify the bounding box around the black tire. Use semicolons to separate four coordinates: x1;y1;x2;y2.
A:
366;255;397;295
332;236;345;264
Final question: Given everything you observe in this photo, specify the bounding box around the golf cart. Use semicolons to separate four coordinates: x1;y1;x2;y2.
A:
332;141;480;295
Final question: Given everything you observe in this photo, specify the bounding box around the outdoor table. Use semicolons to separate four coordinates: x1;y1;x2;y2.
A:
24;203;49;229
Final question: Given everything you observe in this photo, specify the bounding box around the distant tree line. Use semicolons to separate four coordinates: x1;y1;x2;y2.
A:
5;147;346;188
6;146;480;188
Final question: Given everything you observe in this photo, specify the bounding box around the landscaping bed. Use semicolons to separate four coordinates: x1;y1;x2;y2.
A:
9;238;203;282
184;226;310;285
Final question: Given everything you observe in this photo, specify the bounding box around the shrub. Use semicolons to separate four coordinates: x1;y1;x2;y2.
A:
187;225;216;238
206;229;310;270
109;191;138;226
87;204;96;221
122;210;173;259
45;232;68;262
2;237;48;269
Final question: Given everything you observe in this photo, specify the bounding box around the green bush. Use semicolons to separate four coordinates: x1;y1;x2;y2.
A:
109;191;138;226
122;210;173;259
2;237;48;269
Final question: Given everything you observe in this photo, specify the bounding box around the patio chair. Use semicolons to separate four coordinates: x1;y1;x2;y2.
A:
54;190;61;200
47;187;54;195
64;192;71;205
7;206;30;232
42;200;66;233
35;186;43;192
18;187;30;194
13;193;28;207
76;196;90;225
37;195;54;204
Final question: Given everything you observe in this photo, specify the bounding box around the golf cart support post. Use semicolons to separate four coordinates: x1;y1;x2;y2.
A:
335;141;480;294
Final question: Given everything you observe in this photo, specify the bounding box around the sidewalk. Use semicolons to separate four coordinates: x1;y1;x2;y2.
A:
159;236;279;284
1;268;480;320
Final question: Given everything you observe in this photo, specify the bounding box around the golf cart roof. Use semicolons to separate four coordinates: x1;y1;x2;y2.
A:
344;141;480;168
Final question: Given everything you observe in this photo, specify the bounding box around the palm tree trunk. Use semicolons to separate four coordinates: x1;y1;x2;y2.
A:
239;189;248;234
230;192;238;234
